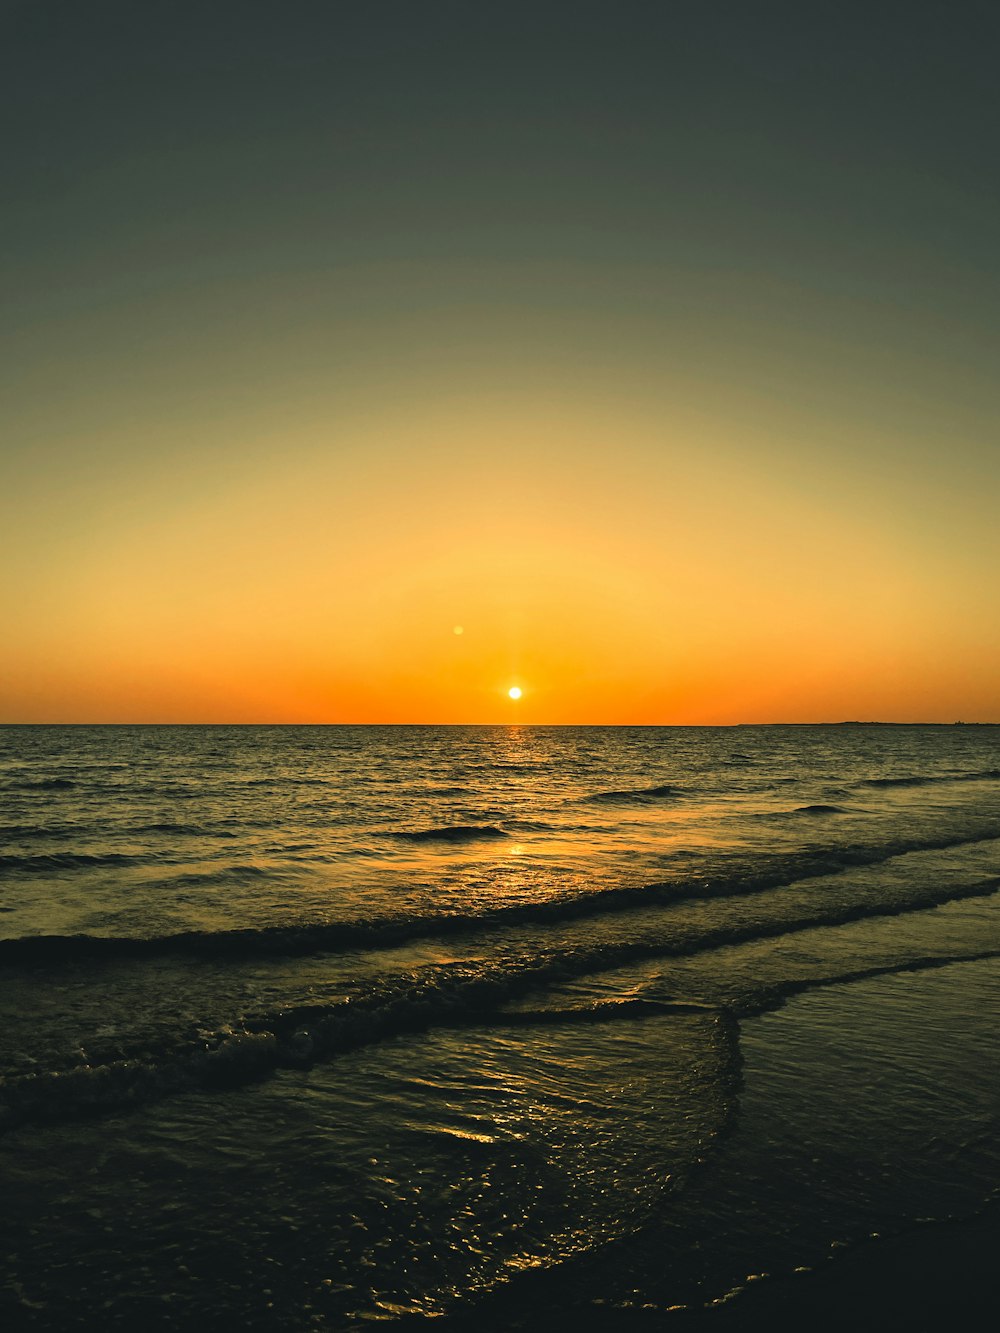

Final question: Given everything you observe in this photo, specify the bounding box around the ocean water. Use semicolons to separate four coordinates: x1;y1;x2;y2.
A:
1;723;999;1328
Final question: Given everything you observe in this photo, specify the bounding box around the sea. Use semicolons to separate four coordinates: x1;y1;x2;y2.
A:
1;723;999;1329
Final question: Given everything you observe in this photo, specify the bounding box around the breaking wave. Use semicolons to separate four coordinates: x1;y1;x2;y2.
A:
4;827;998;966
3;884;998;1135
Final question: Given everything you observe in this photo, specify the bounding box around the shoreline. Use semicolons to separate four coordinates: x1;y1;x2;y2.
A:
691;1202;1000;1330
418;1199;1000;1332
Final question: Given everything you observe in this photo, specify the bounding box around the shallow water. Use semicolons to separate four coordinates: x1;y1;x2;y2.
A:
1;724;999;1325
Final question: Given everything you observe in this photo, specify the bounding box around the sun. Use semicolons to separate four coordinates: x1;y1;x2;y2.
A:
507;686;522;700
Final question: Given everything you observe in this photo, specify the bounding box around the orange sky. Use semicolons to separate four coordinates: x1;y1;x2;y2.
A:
3;7;998;723
4;360;997;723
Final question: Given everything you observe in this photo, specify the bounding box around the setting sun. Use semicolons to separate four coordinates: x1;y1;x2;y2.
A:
4;9;1000;1331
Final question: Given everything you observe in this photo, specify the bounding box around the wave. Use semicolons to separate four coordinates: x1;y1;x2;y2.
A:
741;948;1000;1017
3;883;997;1135
5;827;999;967
0;820;226;842
0;822;95;841
755;804;849;818
143;864;273;889
858;769;1000;789
392;825;510;843
8;777;76;790
0;986;735;1137
584;783;687;805
129;821;228;836
0;851;145;874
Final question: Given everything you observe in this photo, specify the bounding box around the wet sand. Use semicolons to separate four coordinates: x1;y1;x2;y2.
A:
693;1203;1000;1330
424;1203;1000;1331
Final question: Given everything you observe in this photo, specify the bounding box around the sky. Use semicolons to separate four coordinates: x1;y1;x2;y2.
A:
2;0;998;724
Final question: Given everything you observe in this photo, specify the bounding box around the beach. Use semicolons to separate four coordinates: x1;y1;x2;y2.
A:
2;724;999;1327
6;8;999;1325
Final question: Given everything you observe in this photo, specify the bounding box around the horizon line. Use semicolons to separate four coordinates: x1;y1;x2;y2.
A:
1;720;997;728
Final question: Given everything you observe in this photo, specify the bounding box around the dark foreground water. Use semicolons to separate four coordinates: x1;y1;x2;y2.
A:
1;724;999;1328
